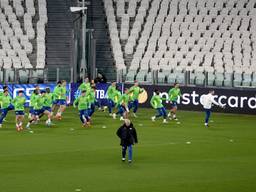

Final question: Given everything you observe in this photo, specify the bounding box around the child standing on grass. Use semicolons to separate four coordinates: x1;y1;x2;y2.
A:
116;119;138;163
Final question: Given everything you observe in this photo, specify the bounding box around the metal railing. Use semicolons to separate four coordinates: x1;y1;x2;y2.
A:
122;70;256;89
0;67;74;84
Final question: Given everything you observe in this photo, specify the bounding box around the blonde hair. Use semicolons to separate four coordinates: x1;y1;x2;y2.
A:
124;119;131;126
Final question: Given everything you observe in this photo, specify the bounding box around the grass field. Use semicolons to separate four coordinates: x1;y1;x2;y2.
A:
0;107;255;192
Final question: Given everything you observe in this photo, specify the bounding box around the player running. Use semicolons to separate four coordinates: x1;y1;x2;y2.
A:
52;81;61;113
73;90;90;127
42;88;54;126
54;80;67;120
26;90;45;129
201;90;225;127
29;85;40;119
78;77;91;92
150;90;167;123
0;90;14;128
12;90;26;131
168;83;182;120
113;89;129;121
87;87;96;117
0;85;8;114
29;89;38;120
128;82;144;117
106;82;117;116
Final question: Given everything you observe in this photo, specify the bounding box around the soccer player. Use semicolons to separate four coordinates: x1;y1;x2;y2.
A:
150;90;168;123
168;83;182;120
12;90;26;131
116;119;138;163
26;90;45;128
0;85;8;113
42;88;54;126
78;77;91;92
29;89;38;119
111;89;121;119
0;90;14;128
87;87;96;117
201;90;225;127
128;82;144;117
73;90;90;127
52;81;62;113
55;80;67;120
106;82;117;116
0;85;8;121
29;85;40;118
113;88;130;121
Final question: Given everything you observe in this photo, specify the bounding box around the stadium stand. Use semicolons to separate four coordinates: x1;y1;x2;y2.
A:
104;0;256;87
45;0;73;82
0;0;74;83
0;0;47;82
87;0;116;81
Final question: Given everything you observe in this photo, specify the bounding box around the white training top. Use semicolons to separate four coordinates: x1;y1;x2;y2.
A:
201;93;220;109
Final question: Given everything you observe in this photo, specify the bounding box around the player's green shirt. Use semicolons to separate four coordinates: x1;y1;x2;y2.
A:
107;85;117;100
12;96;26;111
43;93;53;107
60;86;67;100
78;82;91;91
150;95;163;109
0;91;3;108
114;91;122;104
0;94;12;109
34;95;44;110
73;95;89;110
53;86;62;100
118;93;130;106
129;86;143;100
168;88;181;102
53;86;67;100
87;90;96;104
30;92;37;107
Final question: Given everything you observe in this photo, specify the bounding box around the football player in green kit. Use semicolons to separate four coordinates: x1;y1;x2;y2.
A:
73;90;90;127
106;82;117;116
26;90;44;129
113;88;130;121
168;83;182;120
12;90;26;131
0;89;14;128
150;90;168;123
29;85;40;119
78;77;91;92
87;87;96;118
43;88;54;126
55;80;67;120
0;85;8;119
128;81;144;117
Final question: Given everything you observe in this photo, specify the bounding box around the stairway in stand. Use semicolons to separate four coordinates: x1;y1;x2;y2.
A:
46;0;73;81
88;0;116;82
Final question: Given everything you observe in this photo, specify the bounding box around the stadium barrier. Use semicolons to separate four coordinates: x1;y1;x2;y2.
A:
72;83;256;115
124;84;256;115
1;83;255;114
0;83;71;106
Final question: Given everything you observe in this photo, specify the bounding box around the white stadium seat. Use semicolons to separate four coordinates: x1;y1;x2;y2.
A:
104;0;256;86
0;0;47;72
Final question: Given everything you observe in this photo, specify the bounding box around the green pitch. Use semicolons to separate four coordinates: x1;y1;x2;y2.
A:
0;107;255;192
